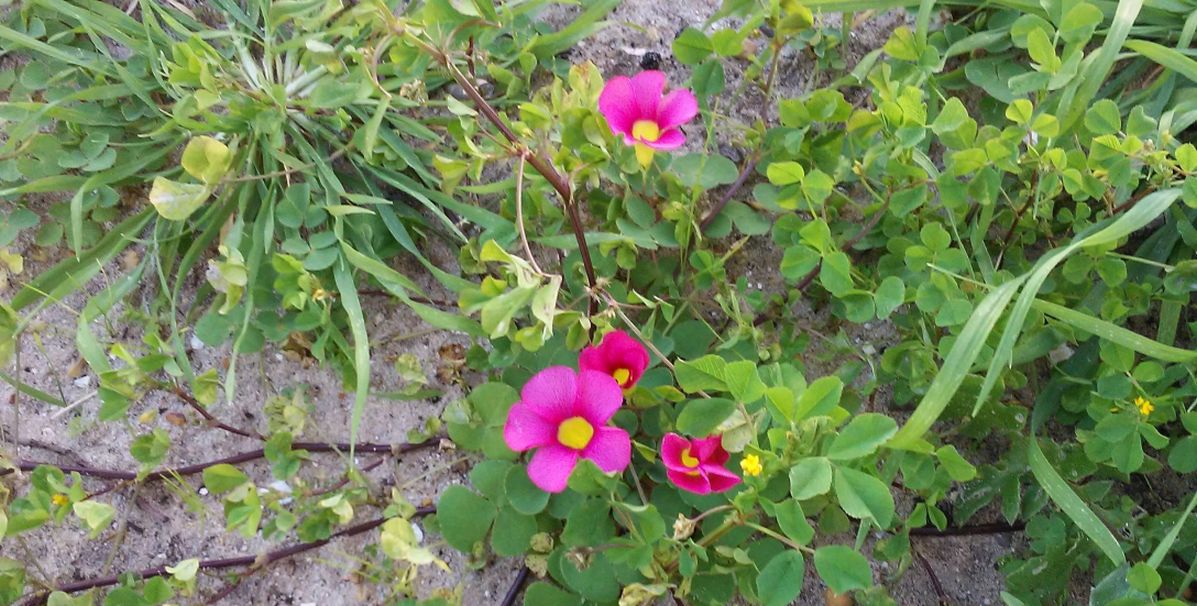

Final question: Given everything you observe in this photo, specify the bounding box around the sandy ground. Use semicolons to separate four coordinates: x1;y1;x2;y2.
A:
0;1;1021;604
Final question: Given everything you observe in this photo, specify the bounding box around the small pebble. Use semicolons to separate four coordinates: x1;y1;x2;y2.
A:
73;375;91;388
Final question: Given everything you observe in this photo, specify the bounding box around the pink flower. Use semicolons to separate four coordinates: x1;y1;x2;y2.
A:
661;433;741;495
578;330;650;390
503;367;632;493
598;70;698;168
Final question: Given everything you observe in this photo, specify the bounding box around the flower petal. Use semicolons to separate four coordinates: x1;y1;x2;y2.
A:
629;71;667;120
503;401;558;452
582;426;631;473
689;435;726;463
657;89;699;130
527;444;580;493
598;76;638;137
667;468;711;494
704;465;742;493
661;433;693;472
644;129;685;151
520;366;578;423
576;370;623;425
578;343;613;375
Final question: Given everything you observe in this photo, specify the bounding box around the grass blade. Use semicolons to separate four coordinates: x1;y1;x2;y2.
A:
1057;0;1145;132
1148;490;1197;568
333;259;370;463
888;278;1025;450
1028;438;1126;567
1124;39;1197;83
1032;299;1197;363
974;188;1182;414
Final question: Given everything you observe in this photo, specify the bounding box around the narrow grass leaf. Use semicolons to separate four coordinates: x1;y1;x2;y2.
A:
1124;39;1197;83
1028;438;1126;566
333;259;370;462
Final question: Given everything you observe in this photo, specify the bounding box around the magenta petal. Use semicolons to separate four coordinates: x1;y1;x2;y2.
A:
690;436;725;462
645;129;685;150
602;331;650;374
704;465;742;493
667;468;711;494
576;370;623;425
527;444;580;493
657;89;699;129
503;401;558;452
598;76;637;137
661;433;692;472
521;366;578;423
629;71;667;122
578;345;611;375
582;426;631;473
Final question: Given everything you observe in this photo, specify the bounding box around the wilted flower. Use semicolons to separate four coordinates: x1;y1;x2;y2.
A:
660;433;741;494
598;70;698;168
578;329;650;389
504;367;631;492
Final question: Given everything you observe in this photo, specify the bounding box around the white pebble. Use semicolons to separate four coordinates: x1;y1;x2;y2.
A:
73;375;92;388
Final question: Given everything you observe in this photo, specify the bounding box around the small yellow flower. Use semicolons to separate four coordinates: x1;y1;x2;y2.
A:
312;288;334;302
740;454;763;477
1134;396;1154;417
50;493;69;507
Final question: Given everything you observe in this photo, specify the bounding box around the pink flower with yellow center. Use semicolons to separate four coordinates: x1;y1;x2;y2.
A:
661;433;741;495
578;329;650;390
598;70;699;168
503;367;632;493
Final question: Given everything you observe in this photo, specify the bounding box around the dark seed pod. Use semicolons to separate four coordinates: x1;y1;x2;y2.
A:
760;24;775;38
640;51;662;70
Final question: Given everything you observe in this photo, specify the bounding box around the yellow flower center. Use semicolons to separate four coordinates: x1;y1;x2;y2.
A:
612;367;631;387
632;120;661;143
680;447;700;468
631;120;661;169
557;416;595;450
740;454;763;477
51;493;69;507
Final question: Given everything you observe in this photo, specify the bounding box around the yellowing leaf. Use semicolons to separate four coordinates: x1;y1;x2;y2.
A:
149;177;209;221
181;135;232;184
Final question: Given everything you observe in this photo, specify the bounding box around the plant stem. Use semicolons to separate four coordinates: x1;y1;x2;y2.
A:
1;439;438;482
498;566;530;606
700;156;760;230
17;508;435;605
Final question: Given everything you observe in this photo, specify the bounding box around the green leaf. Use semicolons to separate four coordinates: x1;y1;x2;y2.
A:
202;464;249;495
436;485;496;551
1084;99;1121;135
691;59;725;96
1027;438;1125;566
833;466;895;527
774;500;814;545
1059;3;1103;44
72;501;115;538
756;550;805;606
814;545;873;593
790;457;833;500
874;277;906;319
1006;99;1034;124
505;465;550;515
795;376;844;420
935;445;977;482
676;398;736;437
1057;0;1144;131
826;414;898;461
524;582;583;606
1126;562;1161;595
675;355;728;392
180;136;232;184
148;177;208;221
673;28;713;65
724;361;766;403
766;161;805;185
491;506;537;556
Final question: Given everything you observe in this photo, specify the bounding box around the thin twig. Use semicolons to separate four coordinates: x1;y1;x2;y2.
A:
514;153;545;275
170;386;262;440
909;521;1025;536
700;156;759;230
1;440;438;482
18;508;435;605
498;566;530;606
913;546;950;606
